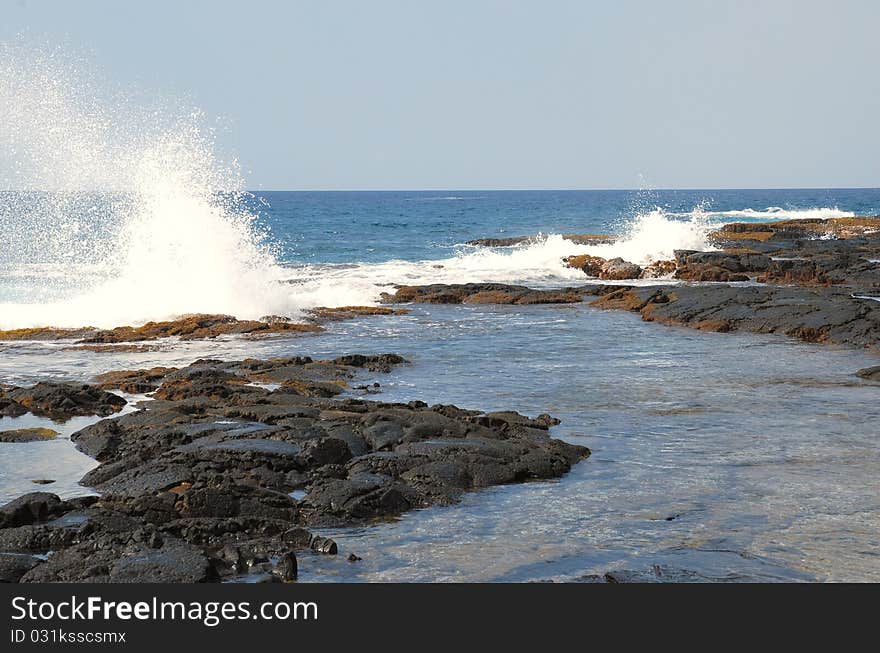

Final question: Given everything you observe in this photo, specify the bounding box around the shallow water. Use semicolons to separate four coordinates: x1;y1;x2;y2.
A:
1;304;878;582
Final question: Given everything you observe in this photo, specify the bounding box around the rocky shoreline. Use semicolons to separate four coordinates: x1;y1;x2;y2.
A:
382;216;880;354
0;355;587;582
1;215;878;583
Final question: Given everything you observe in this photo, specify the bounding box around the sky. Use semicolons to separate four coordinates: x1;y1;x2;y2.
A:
2;0;879;190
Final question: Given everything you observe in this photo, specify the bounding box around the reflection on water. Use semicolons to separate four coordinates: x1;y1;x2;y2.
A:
0;394;146;501
1;304;878;582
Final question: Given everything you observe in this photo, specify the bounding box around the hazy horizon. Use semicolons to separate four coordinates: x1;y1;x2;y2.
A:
3;0;879;190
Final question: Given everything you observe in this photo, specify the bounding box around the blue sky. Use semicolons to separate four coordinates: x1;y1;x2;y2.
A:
2;0;879;189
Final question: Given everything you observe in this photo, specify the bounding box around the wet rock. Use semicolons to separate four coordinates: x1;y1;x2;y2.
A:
564;254;606;277
591;285;880;349
710;216;880;247
673;251;768;282
1;354;588;582
5;383;126;420
599;258;643;281
77;314;323;344
383;283;590;306
94;367;177;394
281;527;313;549
0;524;80;553
0;398;28;418
641;260;677;278
702;217;880;287
578;565;747;583
0;427;58;443
273;551;298;581
278;378;347;398
347;553;362;562
856;366;880;381
467;234;615;247
332;354;408;373
309;536;338;555
0;553;41;582
307;306;409;321
21;537;211;583
0;492;67;528
0;327;97;342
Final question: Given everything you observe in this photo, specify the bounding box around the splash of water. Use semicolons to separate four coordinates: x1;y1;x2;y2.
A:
0;43;289;329
280;207;713;307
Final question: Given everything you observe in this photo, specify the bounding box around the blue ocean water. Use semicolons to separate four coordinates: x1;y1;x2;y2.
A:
251;188;880;265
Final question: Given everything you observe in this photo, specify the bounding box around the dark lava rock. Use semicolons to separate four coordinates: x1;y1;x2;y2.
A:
332;354;408;373
309;535;338;555
0;354;588;582
4;382;126;420
95;367;177;394
273;551;298;582
674;250;769;282
0;553;41;582
0;492;67;528
578;565;748;583
20;537;211;583
0;398;28;418
592;284;880;350
383;283;594;306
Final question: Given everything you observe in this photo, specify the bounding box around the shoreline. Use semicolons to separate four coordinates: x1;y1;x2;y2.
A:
0;355;587;583
1;215;879;582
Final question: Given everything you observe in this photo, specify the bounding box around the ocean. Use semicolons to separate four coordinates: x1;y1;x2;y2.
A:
2;189;880;582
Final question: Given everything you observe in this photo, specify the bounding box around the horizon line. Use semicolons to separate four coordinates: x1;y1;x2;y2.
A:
3;186;878;194
247;186;880;193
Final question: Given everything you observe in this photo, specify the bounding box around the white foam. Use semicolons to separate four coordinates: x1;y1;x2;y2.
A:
671;206;855;221
0;44;291;329
278;208;710;307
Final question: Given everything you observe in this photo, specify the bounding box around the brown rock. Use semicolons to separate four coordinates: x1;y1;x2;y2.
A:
564;254;606;276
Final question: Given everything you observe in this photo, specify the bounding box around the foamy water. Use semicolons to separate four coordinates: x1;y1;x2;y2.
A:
0;44;290;329
671;206;856;221
278;208;711;308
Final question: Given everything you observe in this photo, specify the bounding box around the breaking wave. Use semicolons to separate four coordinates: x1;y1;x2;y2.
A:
0;43;291;329
670;206;855;221
278;208;712;308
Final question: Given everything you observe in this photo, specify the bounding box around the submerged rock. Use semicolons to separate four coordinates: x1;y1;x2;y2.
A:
856;366;880;381
0;428;58;443
383;283;591;305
